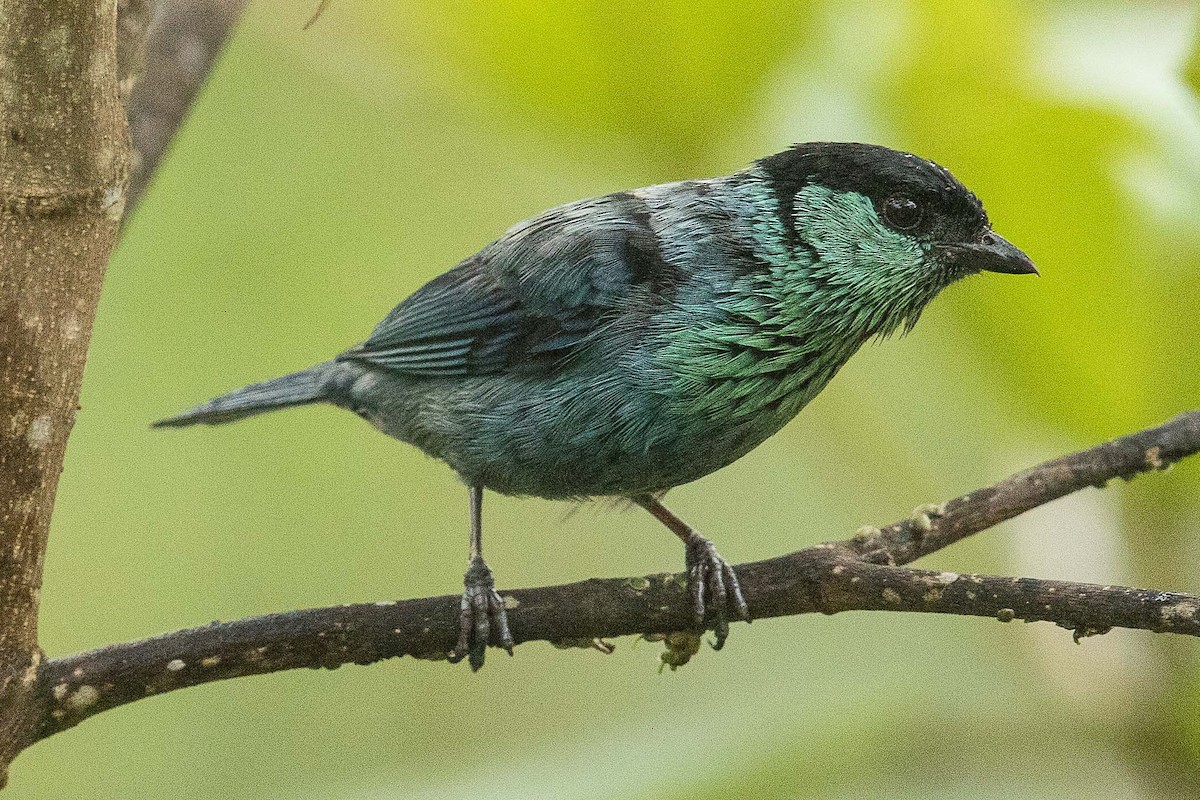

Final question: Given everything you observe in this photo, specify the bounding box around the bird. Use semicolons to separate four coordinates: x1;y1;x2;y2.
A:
154;142;1037;670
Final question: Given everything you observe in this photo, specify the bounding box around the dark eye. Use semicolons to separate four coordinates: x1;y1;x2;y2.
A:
882;195;923;231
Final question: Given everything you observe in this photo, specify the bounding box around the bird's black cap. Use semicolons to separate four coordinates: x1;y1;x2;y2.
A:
757;142;989;244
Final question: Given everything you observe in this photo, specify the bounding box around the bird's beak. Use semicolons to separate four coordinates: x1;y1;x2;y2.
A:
948;231;1038;276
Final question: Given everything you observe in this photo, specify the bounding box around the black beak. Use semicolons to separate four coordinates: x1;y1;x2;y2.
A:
948;231;1038;276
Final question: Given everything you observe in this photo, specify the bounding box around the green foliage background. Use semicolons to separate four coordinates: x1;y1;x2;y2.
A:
13;1;1200;796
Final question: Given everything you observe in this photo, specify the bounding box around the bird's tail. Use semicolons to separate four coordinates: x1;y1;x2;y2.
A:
152;364;331;428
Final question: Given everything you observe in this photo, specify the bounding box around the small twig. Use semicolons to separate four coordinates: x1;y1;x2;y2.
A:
29;411;1200;742
303;0;332;30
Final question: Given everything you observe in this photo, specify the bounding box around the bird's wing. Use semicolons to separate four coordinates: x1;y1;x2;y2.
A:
339;194;674;377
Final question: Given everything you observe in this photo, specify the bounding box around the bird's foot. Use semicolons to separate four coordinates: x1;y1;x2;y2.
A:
448;557;514;671
683;533;750;650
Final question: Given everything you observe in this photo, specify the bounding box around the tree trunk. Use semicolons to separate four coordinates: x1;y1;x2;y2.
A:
0;0;127;782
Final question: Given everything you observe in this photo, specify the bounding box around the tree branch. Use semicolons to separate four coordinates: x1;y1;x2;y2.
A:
30;411;1200;742
124;0;248;218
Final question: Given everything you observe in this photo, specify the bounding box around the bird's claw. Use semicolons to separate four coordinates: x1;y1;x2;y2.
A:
449;557;514;670
684;534;750;650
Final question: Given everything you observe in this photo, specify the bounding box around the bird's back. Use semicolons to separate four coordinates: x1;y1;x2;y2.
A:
336;172;856;498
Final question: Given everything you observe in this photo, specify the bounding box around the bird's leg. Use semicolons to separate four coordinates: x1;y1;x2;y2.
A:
632;494;750;649
448;485;514;670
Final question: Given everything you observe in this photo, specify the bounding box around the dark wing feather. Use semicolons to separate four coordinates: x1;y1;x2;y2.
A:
339;193;671;377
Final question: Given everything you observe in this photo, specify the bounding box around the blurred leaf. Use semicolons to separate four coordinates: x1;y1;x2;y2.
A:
1186;33;1200;95
393;0;815;167
879;0;1157;440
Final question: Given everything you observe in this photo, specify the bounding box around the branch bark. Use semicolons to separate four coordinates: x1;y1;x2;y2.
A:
30;411;1200;742
0;0;128;783
124;0;248;218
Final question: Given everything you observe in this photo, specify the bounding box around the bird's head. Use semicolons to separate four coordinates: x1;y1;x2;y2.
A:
756;142;1035;336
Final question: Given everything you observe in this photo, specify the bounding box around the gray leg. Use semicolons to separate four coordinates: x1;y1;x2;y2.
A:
633;494;750;649
448;485;514;670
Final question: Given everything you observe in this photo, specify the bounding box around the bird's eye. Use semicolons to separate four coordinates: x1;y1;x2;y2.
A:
882;195;923;231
